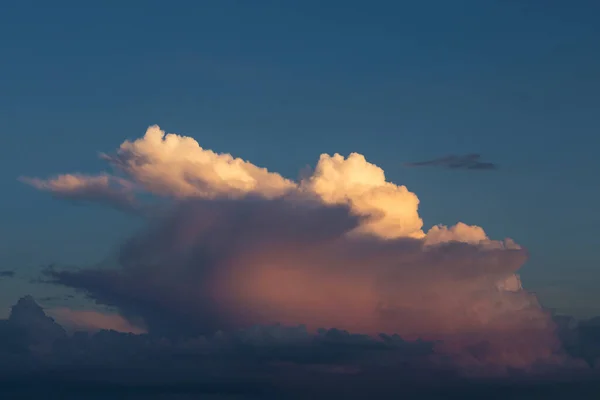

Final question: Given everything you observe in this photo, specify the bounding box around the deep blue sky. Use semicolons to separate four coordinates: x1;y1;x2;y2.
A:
1;0;598;317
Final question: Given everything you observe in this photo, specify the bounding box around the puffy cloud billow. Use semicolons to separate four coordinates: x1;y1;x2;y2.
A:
20;125;589;374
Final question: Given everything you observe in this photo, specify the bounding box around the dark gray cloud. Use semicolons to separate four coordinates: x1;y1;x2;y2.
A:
555;315;600;368
37;294;75;303
404;154;497;170
0;296;441;395
0;270;15;278
0;296;599;399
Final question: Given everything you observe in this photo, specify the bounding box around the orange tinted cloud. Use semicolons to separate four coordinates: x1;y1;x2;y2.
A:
23;125;504;246
101;125;296;199
301;152;424;239
20;174;137;212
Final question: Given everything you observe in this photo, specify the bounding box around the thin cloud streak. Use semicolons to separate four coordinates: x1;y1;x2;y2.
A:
19;174;140;213
404;154;497;170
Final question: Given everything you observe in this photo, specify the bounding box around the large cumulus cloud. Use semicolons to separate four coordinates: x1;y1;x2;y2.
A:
22;125;572;371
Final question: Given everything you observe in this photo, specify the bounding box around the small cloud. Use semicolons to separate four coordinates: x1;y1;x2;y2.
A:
404;154;497;170
19;174;140;213
0;270;15;278
37;294;75;303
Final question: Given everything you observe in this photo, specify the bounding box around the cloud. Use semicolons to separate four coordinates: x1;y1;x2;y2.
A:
424;222;521;250
556;315;600;368
47;308;147;334
21;125;574;373
0;296;599;398
301;152;425;239
0;270;15;278
19;174;138;212
21;126;495;246
37;294;75;303
404;154;497;170
46;197;560;371
100;125;296;199
0;296;438;375
2;295;67;354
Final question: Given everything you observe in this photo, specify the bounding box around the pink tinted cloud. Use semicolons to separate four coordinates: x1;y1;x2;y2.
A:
48;308;146;334
49;198;567;371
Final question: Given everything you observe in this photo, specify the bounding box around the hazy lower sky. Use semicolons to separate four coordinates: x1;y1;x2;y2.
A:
1;0;599;318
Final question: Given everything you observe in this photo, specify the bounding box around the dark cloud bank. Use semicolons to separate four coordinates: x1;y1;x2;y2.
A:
0;297;448;396
0;295;599;399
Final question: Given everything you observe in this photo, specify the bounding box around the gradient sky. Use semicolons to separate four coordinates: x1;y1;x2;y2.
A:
1;0;599;318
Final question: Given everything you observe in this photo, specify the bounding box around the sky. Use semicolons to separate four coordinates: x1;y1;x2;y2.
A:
1;1;600;396
0;0;598;313
2;0;597;316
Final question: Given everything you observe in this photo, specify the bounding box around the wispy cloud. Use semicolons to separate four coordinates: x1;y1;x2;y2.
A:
19;174;140;213
404;154;497;170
